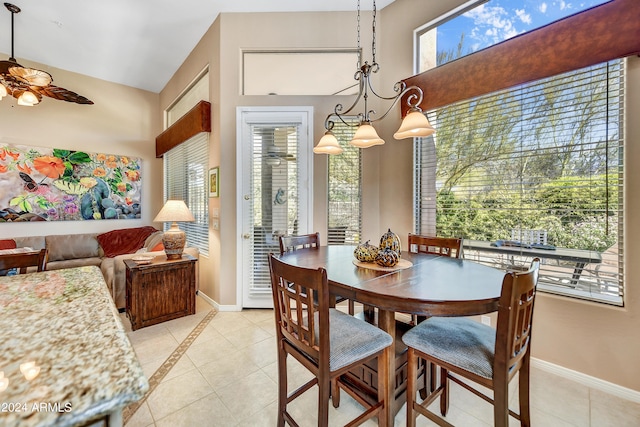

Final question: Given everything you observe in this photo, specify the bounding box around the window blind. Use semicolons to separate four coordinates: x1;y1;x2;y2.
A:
414;60;624;305
163;133;209;256
328;117;362;245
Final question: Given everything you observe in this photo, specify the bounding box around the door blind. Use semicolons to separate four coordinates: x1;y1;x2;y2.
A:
250;124;299;293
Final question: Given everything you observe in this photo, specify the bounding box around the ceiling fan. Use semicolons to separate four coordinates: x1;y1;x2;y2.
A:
0;2;93;106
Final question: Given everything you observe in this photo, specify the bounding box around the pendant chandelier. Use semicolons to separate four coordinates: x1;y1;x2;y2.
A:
0;3;93;106
313;0;434;155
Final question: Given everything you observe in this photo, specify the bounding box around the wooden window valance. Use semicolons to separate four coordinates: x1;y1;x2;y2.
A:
156;100;211;158
401;0;640;115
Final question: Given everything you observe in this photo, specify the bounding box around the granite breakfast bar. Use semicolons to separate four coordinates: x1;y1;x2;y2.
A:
0;266;148;427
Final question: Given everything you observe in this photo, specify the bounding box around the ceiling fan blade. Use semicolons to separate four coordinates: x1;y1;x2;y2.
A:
9;66;52;86
30;85;94;105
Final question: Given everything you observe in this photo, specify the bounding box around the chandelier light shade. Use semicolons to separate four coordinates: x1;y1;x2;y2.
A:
153;200;195;260
313;130;344;154
314;0;435;155
393;107;436;139
350;122;384;148
0;3;93;106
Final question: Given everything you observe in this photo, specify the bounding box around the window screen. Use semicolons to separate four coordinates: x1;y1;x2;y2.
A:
415;60;624;305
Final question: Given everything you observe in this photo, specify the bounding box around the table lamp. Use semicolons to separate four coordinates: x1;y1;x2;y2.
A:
153;200;195;260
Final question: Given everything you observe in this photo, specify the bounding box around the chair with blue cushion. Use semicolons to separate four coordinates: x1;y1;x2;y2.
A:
268;254;393;427
403;258;540;427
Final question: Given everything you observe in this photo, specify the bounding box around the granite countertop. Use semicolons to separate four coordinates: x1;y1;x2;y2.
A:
0;266;148;427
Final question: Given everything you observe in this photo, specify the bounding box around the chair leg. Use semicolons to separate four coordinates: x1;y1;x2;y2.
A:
519;355;532;427
440;367;449;417
331;378;341;408
493;374;509;427
377;346;390;427
406;348;418;427
419;358;428;399
318;378;330;427
277;346;288;427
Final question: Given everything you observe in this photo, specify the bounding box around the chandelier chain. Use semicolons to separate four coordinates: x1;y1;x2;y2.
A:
356;0;361;68
372;0;377;64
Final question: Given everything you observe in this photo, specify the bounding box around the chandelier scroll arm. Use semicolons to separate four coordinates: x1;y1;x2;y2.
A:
366;82;426;124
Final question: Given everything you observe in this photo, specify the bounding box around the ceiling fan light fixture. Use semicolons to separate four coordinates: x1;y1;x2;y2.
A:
1;2;93;106
9;66;53;86
16;90;39;106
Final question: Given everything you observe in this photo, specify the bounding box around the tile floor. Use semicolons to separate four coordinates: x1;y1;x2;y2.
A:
121;297;640;426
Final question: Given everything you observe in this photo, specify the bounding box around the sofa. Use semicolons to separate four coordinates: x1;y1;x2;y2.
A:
6;227;199;310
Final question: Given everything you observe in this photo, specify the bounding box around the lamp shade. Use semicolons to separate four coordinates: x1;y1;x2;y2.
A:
153;200;195;260
153;200;195;223
313;131;344;154
393;108;436;139
349;123;385;148
0;83;7;99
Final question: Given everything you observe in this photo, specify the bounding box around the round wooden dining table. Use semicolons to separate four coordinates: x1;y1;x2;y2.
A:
278;244;506;426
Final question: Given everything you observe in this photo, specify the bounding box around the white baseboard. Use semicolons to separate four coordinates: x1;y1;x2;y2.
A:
532;358;640;403
196;291;242;312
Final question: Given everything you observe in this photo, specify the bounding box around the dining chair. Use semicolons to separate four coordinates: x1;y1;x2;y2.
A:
0;248;49;274
279;233;354;315
403;258;541;427
268;254;393;427
279;232;321;253
406;234;463;326
408;234;463;258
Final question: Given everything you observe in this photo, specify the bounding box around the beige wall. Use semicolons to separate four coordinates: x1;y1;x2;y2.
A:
0;60;162;239
159;20;220;304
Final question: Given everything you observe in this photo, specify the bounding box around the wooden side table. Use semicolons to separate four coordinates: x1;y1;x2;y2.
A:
125;254;197;330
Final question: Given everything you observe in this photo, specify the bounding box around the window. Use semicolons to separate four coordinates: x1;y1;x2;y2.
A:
416;0;611;71
413;0;624;305
414;60;624;305
163;134;209;255
328;117;362;245
163;69;209;256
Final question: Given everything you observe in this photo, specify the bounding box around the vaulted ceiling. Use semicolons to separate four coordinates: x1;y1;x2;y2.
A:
0;1;395;93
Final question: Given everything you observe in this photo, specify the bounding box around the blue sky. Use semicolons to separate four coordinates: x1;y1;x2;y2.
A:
437;0;610;56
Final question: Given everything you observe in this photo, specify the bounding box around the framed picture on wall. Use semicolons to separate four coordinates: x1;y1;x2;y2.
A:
209;167;219;198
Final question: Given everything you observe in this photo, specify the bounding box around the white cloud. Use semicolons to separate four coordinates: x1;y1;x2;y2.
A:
516;9;532;24
539;2;548;13
463;5;523;46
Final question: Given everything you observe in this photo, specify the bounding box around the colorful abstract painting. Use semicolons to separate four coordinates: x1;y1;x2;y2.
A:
0;143;142;222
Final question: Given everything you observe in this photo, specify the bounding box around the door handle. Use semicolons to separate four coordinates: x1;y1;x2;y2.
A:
242;233;251;239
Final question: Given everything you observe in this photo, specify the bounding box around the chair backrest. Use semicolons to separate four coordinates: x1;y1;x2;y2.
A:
279;232;321;255
268;254;329;367
408;234;463;258
0;249;48;274
494;258;540;376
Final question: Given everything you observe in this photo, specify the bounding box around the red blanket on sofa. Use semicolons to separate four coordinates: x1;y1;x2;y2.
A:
97;226;159;258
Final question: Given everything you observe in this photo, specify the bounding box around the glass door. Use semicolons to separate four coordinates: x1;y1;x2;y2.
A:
237;107;313;308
